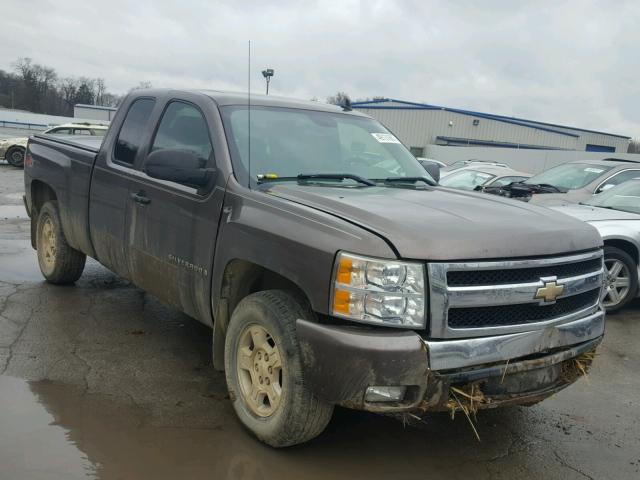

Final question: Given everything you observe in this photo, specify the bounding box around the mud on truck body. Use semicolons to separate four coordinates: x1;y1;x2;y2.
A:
24;89;605;447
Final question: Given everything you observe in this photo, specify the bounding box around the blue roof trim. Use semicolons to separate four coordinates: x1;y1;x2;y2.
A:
354;100;578;138
352;98;630;139
436;135;570;150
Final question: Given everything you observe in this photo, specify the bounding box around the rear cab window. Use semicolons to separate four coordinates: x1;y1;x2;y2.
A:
114;98;156;166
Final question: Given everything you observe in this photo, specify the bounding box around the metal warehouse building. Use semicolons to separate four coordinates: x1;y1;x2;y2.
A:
352;99;631;155
74;104;117;122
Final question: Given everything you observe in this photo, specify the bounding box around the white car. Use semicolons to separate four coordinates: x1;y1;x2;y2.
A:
440;159;509;178
439;165;531;191
0;123;108;168
552;179;640;311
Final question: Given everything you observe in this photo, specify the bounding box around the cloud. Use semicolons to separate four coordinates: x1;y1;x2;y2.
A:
0;0;638;137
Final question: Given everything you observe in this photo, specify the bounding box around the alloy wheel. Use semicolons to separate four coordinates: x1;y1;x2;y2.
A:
236;324;283;417
603;258;631;308
39;217;57;271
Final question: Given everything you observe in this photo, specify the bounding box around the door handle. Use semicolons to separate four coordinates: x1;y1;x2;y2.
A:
130;191;151;205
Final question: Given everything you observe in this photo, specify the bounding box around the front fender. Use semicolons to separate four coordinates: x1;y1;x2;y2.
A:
211;187;396;318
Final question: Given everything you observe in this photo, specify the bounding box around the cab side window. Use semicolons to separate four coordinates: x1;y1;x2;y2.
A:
114;98;156;165
150;101;213;167
599;169;640;192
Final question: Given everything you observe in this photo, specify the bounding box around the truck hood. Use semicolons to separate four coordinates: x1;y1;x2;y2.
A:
265;184;602;260
551;204;640;222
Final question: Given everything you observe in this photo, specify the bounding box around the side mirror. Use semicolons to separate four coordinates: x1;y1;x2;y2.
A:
419;160;440;183
145;149;214;188
596;183;615;193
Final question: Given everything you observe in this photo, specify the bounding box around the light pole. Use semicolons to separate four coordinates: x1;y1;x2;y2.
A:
262;69;274;95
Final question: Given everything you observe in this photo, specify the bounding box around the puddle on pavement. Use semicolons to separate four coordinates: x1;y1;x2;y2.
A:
0;239;42;283
0;205;28;220
0;376;96;480
0;373;508;480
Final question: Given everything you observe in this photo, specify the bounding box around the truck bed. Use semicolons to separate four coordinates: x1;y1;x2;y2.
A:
26;133;102;257
33;133;103;153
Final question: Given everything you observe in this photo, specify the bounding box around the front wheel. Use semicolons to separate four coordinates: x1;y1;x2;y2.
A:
224;290;334;447
6;146;25;168
602;246;638;312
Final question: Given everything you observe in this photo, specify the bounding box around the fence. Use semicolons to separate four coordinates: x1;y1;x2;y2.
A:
424;144;640;175
0;119;48;131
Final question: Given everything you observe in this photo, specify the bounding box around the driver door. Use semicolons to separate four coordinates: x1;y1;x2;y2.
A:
127;98;225;321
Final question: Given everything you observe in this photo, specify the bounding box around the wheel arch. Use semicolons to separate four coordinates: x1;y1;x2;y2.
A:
29;181;58;249
603;237;639;265
211;258;313;371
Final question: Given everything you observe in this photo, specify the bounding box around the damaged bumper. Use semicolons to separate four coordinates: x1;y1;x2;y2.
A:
297;308;604;413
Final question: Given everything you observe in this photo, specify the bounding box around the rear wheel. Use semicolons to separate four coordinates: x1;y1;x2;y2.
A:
36;201;86;284
224;290;333;447
602;246;638;312
6;146;25;168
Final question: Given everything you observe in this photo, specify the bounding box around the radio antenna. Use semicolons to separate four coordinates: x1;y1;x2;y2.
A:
247;40;252;189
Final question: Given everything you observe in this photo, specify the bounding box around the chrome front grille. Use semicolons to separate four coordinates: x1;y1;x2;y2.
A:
446;258;603;287
427;250;604;339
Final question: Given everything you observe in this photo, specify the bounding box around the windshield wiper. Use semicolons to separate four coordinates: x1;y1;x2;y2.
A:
579;202;618;210
296;173;376;186
380;176;437;187
256;173;375;186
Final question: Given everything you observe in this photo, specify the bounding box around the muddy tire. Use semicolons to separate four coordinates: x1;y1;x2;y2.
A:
6;146;25;168
36;201;86;284
224;290;334;447
602;246;638;313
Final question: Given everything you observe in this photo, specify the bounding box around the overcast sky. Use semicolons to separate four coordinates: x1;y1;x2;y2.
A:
1;0;638;136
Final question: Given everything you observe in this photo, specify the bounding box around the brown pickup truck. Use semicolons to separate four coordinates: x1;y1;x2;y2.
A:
24;89;605;447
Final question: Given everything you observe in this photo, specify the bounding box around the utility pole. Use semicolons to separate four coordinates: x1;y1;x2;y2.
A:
261;69;274;95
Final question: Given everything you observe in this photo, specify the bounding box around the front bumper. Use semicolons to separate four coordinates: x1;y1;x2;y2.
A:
297;308;604;412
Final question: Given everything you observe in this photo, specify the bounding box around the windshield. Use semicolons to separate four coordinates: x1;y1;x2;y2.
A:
583;180;640;214
439;169;495;190
525;163;613;190
441;160;471;172
220;106;429;186
491;175;529;187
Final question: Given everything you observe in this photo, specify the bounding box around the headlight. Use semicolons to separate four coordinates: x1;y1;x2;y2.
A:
331;252;426;328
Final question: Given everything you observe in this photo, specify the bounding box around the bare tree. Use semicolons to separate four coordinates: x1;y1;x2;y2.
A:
100;92;122;108
95;78;106;106
628;139;640;154
130;81;152;91
0;57;136;115
326;92;351;106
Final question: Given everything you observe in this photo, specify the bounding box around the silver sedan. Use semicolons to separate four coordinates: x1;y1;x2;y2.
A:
552;179;640;311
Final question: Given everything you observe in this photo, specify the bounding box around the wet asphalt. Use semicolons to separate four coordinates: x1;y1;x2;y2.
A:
0;163;639;480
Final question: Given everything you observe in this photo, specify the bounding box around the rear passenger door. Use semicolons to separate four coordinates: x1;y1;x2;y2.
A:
126;96;225;322
89;97;157;278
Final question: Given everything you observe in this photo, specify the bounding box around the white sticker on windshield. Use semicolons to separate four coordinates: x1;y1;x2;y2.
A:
371;133;401;144
584;167;604;173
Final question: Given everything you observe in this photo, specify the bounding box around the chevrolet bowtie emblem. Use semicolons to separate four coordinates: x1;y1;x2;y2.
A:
535;280;564;303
